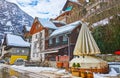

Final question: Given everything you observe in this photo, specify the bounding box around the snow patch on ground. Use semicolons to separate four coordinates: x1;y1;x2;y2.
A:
94;68;119;78
11;65;59;73
1;64;119;78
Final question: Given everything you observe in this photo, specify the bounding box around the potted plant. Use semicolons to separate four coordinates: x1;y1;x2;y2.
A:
71;63;76;71
87;72;93;78
71;63;80;77
72;62;76;68
76;63;81;68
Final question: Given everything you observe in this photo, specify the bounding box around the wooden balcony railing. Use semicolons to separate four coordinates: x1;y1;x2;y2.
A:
48;41;68;48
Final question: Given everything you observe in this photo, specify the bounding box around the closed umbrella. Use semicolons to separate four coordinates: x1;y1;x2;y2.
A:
73;22;100;56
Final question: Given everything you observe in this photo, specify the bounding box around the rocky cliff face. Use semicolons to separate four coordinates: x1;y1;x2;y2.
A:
0;0;33;35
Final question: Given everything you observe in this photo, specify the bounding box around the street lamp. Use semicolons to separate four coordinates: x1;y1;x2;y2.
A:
66;33;71;60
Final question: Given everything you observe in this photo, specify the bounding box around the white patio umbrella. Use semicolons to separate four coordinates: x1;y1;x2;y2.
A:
73;22;100;56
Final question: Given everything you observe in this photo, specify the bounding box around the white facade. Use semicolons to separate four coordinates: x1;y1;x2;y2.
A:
30;30;45;62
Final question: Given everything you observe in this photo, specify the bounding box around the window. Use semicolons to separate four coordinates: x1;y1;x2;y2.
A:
36;24;40;30
63;35;67;41
49;39;52;44
38;42;43;51
39;32;42;38
56;37;59;43
59;36;63;42
16;50;19;53
52;38;56;44
22;50;25;53
49;30;53;35
33;53;35;57
65;6;73;11
33;41;37;52
36;53;39;57
35;34;37;39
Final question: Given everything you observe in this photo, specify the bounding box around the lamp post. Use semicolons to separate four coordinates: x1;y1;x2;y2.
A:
66;33;71;60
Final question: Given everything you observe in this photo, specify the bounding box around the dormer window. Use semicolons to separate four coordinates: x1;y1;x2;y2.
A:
65;6;73;11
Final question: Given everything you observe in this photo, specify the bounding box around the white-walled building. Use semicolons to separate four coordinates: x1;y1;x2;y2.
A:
29;17;57;62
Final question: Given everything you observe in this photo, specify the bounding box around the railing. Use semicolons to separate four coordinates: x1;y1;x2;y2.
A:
48;41;68;48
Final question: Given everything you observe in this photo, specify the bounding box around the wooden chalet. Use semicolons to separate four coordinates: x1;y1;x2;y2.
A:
29;17;57;62
42;21;82;67
54;0;82;24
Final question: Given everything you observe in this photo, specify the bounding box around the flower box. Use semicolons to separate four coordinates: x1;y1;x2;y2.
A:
72;71;80;77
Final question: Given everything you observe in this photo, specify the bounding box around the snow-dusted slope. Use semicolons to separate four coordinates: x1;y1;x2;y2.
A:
6;0;67;19
0;0;33;35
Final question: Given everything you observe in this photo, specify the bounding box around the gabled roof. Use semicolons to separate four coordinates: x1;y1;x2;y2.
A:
30;17;58;35
6;34;30;47
50;21;82;37
38;18;58;29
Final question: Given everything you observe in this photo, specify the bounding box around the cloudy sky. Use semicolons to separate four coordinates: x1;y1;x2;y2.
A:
6;0;67;19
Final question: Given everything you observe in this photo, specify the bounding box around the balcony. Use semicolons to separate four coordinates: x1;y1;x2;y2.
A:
48;41;68;48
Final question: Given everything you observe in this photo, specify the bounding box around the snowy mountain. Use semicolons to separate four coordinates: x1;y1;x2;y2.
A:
6;0;67;19
0;0;33;35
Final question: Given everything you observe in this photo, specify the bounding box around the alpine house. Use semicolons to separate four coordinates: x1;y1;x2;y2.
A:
1;34;30;64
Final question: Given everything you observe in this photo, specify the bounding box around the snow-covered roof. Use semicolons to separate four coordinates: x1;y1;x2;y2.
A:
50;21;82;37
38;18;58;29
52;20;66;25
70;0;79;2
6;34;30;47
25;26;31;32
